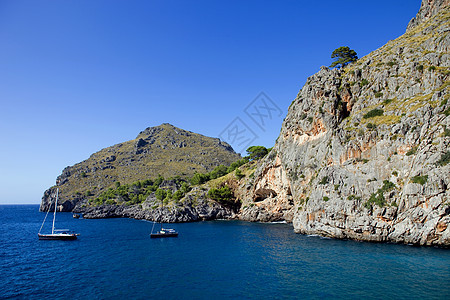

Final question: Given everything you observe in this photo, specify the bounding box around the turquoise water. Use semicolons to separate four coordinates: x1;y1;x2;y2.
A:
1;205;449;299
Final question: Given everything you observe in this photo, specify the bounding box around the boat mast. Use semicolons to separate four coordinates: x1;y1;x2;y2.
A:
51;187;59;234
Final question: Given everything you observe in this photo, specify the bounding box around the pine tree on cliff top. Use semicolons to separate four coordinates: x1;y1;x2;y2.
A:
330;46;358;68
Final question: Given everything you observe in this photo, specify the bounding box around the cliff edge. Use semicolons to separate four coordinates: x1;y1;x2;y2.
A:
241;0;450;246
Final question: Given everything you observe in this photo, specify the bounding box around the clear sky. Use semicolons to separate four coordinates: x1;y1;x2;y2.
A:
0;0;420;204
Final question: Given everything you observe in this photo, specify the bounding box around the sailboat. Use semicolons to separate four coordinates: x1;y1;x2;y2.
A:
150;220;178;238
38;187;79;240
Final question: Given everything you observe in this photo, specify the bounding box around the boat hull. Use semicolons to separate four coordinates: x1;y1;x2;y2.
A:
38;233;78;240
150;233;178;238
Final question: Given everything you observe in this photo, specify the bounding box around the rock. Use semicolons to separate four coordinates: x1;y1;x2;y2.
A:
407;0;450;31
76;189;235;222
238;0;450;247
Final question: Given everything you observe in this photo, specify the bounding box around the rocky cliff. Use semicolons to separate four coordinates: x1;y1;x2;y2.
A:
40;123;240;212
241;0;450;246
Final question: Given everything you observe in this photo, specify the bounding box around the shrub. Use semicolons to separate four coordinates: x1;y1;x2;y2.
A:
380;180;395;193
227;158;249;173
411;175;428;185
416;65;424;72
436;151;450;166
358;129;365;136
190;172;210;185
444;126;450;137
444;107;450;117
347;195;361;201
392;171;398;176
155;188;167;201
364;180;395;209
428;66;436;71
235;169;245;179
406;146;417;156
207;186;233;203
164;190;173;201
209;165;228;179
363;108;384;119
154;175;164;187
374;92;383;98
319;176;329;185
323;196;329;202
366;123;376;130
181;182;191;194
365;192;385;209
172;190;184;201
360;79;369;87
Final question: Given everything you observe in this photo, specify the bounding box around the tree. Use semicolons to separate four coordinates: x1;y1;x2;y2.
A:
330;46;358;68
209;165;228;179
155;188;167;201
207;186;233;203
246;146;268;160
190;172;210;185
181;182;191;194
235;169;245;179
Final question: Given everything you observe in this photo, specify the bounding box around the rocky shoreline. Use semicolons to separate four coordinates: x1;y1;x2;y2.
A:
72;187;236;222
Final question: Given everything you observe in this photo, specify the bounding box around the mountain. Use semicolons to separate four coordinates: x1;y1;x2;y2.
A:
40;123;241;212
239;0;450;246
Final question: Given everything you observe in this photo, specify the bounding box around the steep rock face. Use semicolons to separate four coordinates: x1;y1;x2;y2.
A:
245;2;450;246
407;0;450;30
240;154;295;222
40;123;240;212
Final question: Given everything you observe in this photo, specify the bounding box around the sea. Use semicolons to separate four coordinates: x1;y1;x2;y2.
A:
1;205;449;300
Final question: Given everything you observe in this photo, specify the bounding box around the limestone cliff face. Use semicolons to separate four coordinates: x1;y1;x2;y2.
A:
244;1;450;246
407;0;450;30
240;155;295;222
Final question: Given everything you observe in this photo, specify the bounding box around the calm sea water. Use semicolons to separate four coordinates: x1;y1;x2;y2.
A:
1;205;449;299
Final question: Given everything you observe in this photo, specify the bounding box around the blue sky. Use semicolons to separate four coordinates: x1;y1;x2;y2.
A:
0;0;420;204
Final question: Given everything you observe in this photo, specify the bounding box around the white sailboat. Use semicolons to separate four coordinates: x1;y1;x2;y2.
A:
150;220;178;238
38;187;79;240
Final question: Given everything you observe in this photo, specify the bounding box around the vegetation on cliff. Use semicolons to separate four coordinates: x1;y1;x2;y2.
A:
41;123;241;212
330;46;358;69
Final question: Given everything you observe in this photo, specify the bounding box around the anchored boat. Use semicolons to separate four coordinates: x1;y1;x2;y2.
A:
150;221;178;238
38;187;79;240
